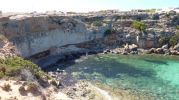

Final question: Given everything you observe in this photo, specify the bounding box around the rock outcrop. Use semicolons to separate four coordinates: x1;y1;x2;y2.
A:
0;15;107;57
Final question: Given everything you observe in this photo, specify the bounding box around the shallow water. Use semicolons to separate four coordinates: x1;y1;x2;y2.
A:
53;54;179;99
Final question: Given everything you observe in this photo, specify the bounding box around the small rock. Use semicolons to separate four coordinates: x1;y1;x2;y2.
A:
162;44;168;49
129;44;138;51
170;50;178;55
122;51;128;55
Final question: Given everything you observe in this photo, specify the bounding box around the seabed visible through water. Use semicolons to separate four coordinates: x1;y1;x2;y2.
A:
49;54;179;100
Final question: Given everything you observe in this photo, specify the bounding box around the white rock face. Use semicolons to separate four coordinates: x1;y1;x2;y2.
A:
14;28;105;57
0;15;108;57
162;44;168;49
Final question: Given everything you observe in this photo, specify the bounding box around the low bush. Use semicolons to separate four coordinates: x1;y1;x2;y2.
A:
0;35;7;42
169;33;179;46
159;33;179;46
0;56;48;80
159;35;170;45
170;35;178;46
92;21;103;26
1;83;11;92
165;13;170;18
50;79;58;87
104;29;115;37
27;83;38;93
19;85;26;95
131;20;146;32
0;67;6;75
0;72;5;79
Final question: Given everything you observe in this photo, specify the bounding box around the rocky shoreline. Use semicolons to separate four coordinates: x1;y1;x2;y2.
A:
38;43;179;70
59;80;155;100
103;43;179;55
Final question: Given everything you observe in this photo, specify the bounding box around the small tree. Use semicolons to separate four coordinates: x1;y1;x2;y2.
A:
104;29;115;37
169;35;178;46
159;35;170;45
169;33;179;46
132;20;146;36
92;21;103;26
132;20;146;32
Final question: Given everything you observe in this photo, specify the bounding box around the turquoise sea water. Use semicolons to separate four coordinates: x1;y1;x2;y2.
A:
59;54;179;99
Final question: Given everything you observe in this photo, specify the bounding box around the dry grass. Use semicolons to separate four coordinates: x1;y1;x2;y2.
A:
49;79;58;87
26;83;38;92
18;85;27;95
1;83;11;92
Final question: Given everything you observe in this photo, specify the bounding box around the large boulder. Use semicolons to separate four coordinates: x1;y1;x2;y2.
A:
162;44;168;49
155;48;164;54
146;48;156;54
124;44;129;51
174;43;179;51
170;49;179;55
129;44;138;51
20;69;35;81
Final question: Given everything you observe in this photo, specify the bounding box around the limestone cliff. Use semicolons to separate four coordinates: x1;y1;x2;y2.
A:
0;15;107;57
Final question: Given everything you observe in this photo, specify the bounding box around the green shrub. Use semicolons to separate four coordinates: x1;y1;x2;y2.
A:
169;33;179;46
0;57;47;80
2;23;8;28
0;34;7;41
34;71;45;79
160;33;179;46
0;57;35;76
176;32;179;38
0;67;6;75
19;85;26;94
27;83;38;93
165;13;170;18
0;57;36;68
169;35;178;46
104;29;115;37
159;35;170;45
144;9;156;13
0;72;5;79
92;21;103;26
50;79;58;87
176;25;179;30
131;20;146;31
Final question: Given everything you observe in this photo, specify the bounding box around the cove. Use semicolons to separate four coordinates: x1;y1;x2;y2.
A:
47;54;179;99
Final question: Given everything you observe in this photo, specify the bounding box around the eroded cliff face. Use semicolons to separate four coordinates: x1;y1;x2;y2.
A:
0;12;179;58
0;15;107;57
